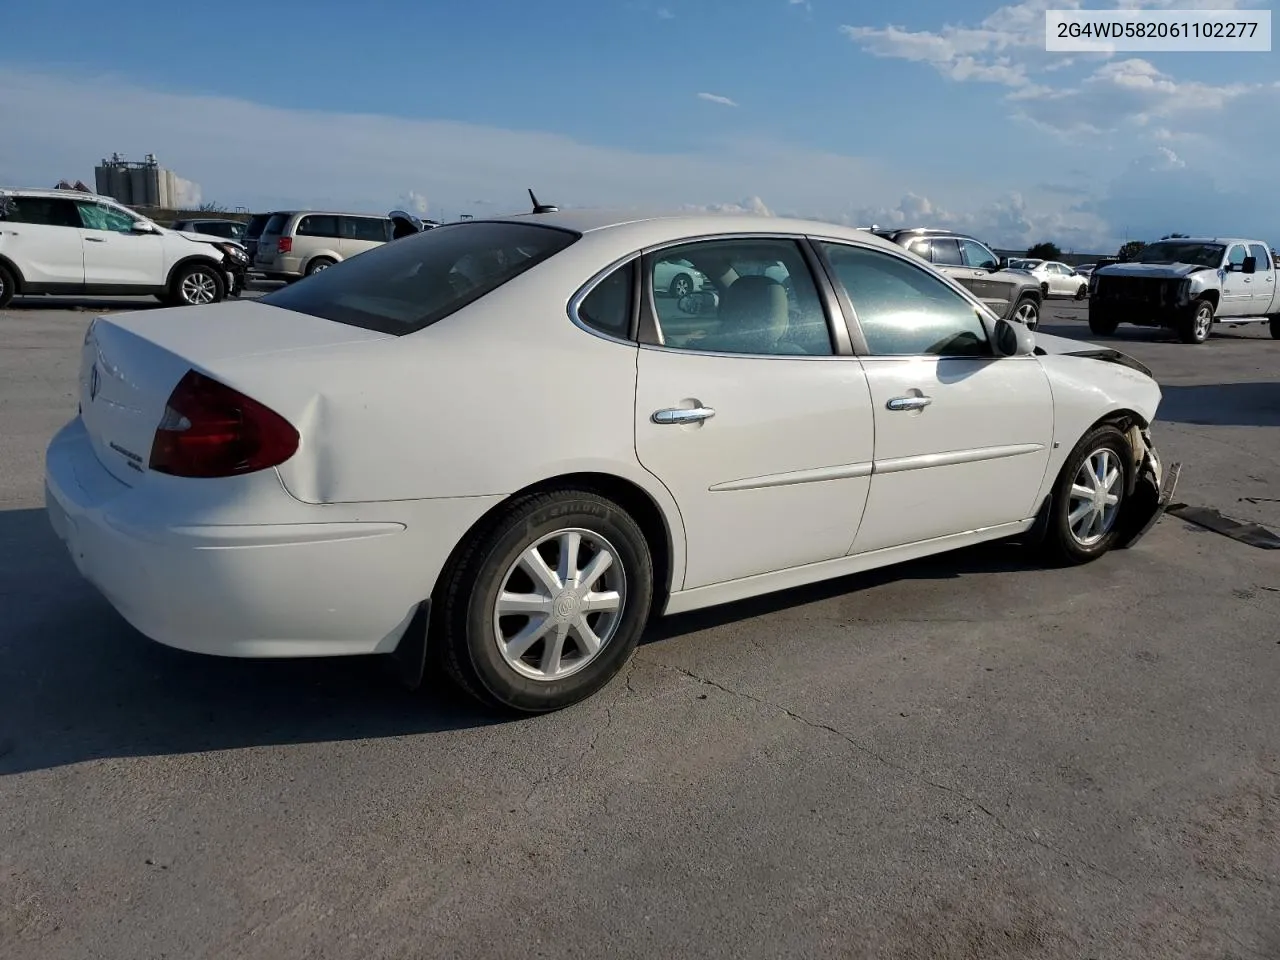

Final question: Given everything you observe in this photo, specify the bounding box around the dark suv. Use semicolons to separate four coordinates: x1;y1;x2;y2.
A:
873;228;1044;330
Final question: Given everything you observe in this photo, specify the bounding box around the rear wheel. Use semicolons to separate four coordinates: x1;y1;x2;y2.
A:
0;263;15;308
1177;298;1213;344
1074;283;1088;300
668;272;693;298
1269;315;1280;340
305;256;335;276
436;490;654;713
1041;424;1132;566
167;262;224;306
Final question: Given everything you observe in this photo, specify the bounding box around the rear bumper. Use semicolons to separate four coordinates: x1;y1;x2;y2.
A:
44;418;494;659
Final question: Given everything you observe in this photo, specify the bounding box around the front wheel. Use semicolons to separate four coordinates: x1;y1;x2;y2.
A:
1088;309;1118;336
1269;315;1280;340
436;490;654;713
167;262;225;306
1041;424;1132;566
1177;298;1213;344
1074;283;1088;300
0;263;15;308
668;272;693;298
1012;296;1039;331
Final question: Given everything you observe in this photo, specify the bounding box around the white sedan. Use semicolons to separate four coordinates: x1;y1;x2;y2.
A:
1008;259;1090;300
45;211;1179;713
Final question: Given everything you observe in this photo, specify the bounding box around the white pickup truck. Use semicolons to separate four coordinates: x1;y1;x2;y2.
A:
1088;237;1280;344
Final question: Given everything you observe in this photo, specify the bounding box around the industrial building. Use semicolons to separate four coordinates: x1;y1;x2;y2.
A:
93;153;201;209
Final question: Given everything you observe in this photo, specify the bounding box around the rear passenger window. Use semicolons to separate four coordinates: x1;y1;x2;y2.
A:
576;261;634;340
929;238;964;265
297;215;340;238
1248;244;1271;269
343;217;389;243
1;197;81;228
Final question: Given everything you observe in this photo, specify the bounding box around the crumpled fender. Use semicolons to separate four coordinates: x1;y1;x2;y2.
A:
1113;424;1182;549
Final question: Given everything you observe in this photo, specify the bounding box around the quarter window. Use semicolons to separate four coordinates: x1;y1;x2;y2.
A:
959;239;998;269
906;238;932;261
818;242;990;357
296;215;340;238
928;238;964;266
648;238;833;356
577;261;634;340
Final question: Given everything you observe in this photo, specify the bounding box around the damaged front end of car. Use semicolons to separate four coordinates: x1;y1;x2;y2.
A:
1112;422;1181;548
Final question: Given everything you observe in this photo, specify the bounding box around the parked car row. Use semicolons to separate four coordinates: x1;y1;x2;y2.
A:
0;188;442;308
46;205;1180;713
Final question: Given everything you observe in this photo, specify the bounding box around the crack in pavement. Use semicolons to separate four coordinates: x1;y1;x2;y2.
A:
523;705;614;810
637;655;1124;884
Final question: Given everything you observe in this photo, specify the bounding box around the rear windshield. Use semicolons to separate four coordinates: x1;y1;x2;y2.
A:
262;213;291;235
260;221;579;335
244;214;272;238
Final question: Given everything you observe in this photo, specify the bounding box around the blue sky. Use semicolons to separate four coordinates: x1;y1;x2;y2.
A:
1;0;1276;252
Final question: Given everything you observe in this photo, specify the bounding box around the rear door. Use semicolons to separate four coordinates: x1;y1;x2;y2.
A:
814;239;1054;554
0;195;85;286
633;235;874;590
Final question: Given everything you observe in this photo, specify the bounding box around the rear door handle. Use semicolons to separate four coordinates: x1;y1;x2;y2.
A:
84;236;106;243
652;406;715;424
887;396;932;411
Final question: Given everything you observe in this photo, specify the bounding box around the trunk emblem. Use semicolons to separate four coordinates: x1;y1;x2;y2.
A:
89;364;100;401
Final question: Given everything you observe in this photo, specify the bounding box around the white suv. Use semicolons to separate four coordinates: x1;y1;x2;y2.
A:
0;188;250;308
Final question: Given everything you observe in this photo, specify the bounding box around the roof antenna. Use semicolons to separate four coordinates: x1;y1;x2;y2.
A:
529;188;558;214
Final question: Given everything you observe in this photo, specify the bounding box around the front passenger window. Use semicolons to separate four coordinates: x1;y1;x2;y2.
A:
959;239;998;269
818;242;990;357
75;202;136;233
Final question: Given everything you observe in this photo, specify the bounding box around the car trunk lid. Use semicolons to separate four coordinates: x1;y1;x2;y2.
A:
78;301;392;487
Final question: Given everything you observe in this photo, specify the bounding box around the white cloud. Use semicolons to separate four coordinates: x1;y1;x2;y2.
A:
657;7;674;19
398;190;431;215
680;196;774;216
696;92;738;107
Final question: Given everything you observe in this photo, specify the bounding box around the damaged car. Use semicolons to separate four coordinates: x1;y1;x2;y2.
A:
1089;237;1280;344
45;208;1179;714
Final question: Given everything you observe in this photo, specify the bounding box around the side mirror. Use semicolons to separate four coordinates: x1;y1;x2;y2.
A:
130;221;157;234
992;316;1035;357
1242;256;1257;274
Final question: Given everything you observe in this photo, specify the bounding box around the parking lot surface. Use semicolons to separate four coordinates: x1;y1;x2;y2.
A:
2;295;1278;959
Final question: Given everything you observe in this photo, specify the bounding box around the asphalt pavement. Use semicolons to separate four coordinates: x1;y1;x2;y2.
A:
1;294;1277;959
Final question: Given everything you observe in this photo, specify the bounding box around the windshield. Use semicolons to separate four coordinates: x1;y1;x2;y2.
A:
1133;241;1225;268
260;220;579;335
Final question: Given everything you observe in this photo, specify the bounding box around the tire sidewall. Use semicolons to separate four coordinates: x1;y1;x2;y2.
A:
460;494;653;712
307;257;335;276
1187;300;1213;343
1015;296;1039;330
1050;426;1132;563
0;265;14;308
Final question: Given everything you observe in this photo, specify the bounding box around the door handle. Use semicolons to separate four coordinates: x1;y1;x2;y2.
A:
887;396;932;411
84;236;106;243
652;406;715;425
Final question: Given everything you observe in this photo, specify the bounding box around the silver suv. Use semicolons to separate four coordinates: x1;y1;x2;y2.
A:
873;227;1044;330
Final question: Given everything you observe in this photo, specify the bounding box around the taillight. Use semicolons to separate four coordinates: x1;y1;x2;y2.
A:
277;237;292;254
149;370;299;478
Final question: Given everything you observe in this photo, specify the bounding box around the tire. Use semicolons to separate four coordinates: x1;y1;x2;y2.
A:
167;262;225;307
305;256;335;276
0;263;15;308
1074;283;1088;301
668;272;693;298
1269;315;1280;340
436;489;654;713
1011;295;1039;331
1176;298;1213;344
1088;309;1118;336
1040;424;1133;566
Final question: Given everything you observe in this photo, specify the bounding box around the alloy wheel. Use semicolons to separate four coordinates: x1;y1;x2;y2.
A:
180;271;218;305
493;528;627;681
1068;448;1123;546
1015;301;1039;330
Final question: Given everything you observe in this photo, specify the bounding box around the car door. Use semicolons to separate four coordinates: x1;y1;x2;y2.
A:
632;235;874;590
812;239;1054;555
1247;243;1276;314
339;216;390;259
1219;244;1251;317
957;238;1012;317
75;200;164;287
0;195;85;286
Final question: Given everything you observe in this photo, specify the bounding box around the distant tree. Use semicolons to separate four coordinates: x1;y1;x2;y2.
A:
197;200;228;213
1160;233;1189;240
1117;240;1146;262
1026;241;1062;260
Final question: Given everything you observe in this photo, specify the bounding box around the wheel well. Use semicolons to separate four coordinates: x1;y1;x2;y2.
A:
1017;288;1041;305
306;255;337;272
0;254;24;292
1198;289;1220;309
1091;408;1148;434
165;255;225;290
432;472;675;617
